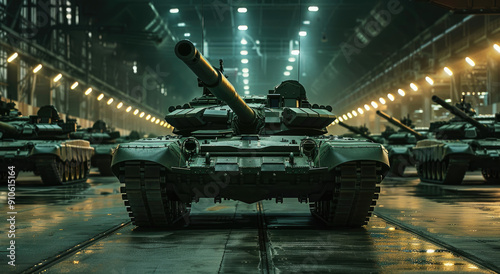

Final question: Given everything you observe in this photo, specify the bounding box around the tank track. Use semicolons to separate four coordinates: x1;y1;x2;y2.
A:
35;156;90;185
309;161;383;227
92;156;114;176
119;161;191;227
416;157;469;184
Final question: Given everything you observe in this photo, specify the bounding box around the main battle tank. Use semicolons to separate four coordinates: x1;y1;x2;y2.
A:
412;96;500;184
111;40;390;228
337;121;381;143
71;120;121;176
376;111;428;176
0;104;94;185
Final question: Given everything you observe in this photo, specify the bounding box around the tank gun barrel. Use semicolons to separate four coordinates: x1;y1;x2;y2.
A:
432;95;489;133
174;40;256;125
376;110;426;140
337;121;378;143
0;120;18;136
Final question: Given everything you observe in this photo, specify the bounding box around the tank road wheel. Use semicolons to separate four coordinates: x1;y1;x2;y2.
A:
436;161;443;181
389;157;405;177
482;168;500;184
79;161;86;179
63;161;70;182
310;161;383;228
119;161;191;227
34;158;65;185
75;161;81;180
70;161;77;181
416;162;424;179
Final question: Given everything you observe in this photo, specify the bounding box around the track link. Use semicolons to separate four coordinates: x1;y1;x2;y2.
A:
35;156;89;185
119;161;190;227
310;161;382;227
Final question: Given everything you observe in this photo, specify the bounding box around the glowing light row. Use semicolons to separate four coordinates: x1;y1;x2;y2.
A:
331;43;500;127
5;52;171;129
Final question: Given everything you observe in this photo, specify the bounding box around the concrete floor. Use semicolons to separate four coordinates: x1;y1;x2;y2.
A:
1;169;499;273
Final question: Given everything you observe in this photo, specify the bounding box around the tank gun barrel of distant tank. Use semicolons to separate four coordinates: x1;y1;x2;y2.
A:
337;121;378;142
432;95;489;133
376;110;426;140
174;40;256;125
0;120;18;136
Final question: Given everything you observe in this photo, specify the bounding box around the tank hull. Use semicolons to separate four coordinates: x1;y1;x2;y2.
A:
412;139;500;184
0;139;94;185
112;136;389;227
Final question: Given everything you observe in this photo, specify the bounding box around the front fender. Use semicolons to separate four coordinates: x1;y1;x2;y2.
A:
317;140;390;171
111;139;185;176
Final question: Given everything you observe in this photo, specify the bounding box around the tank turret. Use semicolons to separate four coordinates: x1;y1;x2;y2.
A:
0;105;76;139
376;110;426;140
174;39;261;133
432;95;490;135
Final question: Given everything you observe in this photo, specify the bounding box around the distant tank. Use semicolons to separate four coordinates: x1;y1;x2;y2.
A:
376;111;428;176
412;96;500;184
111;40;390;228
0;104;94;185
71;120;121;176
337;121;381;143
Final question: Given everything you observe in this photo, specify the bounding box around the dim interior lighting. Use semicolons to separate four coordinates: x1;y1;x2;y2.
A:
155;119;160;124
387;93;395;101
308;6;319;12
364;104;370;111
169;8;179;13
84;88;92;95
237;7;247;13
425;76;434;85
242;72;249;77
240;50;248;55
443;263;454;267
70;82;79;89
126;106;132;112
494;44;500;53
177;22;186;27
244;86;249;90
445;98;452;103
426;249;435;253
151;117;156;123
97;93;104;101
286;66;293;71
53;73;63;82
167;124;171;128
303;20;310;25
242;68;249;73
357;107;364;114
184;33;191;37
291;50;300;55
243;79;249;84
107;98;114;105
371;101;378;108
7;52;18;63
241;59;249;64
134;109;140;115
288;57;296;62
398;89;405;96
338;117;343;122
116;102;123;109
244;91;250;95
444;67;453;76
139;111;144;117
465;57;475;67
284;71;291;76
145;114;151;120
240;38;247;45
379;97;386;104
238;25;248;31
33;64;43;73
410;83;418;91
299;31;307;37
160;121;165;126
342;114;348;120
347;113;352;119
352;110;357;117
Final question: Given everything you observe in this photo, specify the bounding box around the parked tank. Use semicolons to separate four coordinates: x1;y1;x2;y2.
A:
376;111;428;176
0;104;94;185
337;121;381;143
111;40;390;228
71;120;121;176
412;96;500;184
